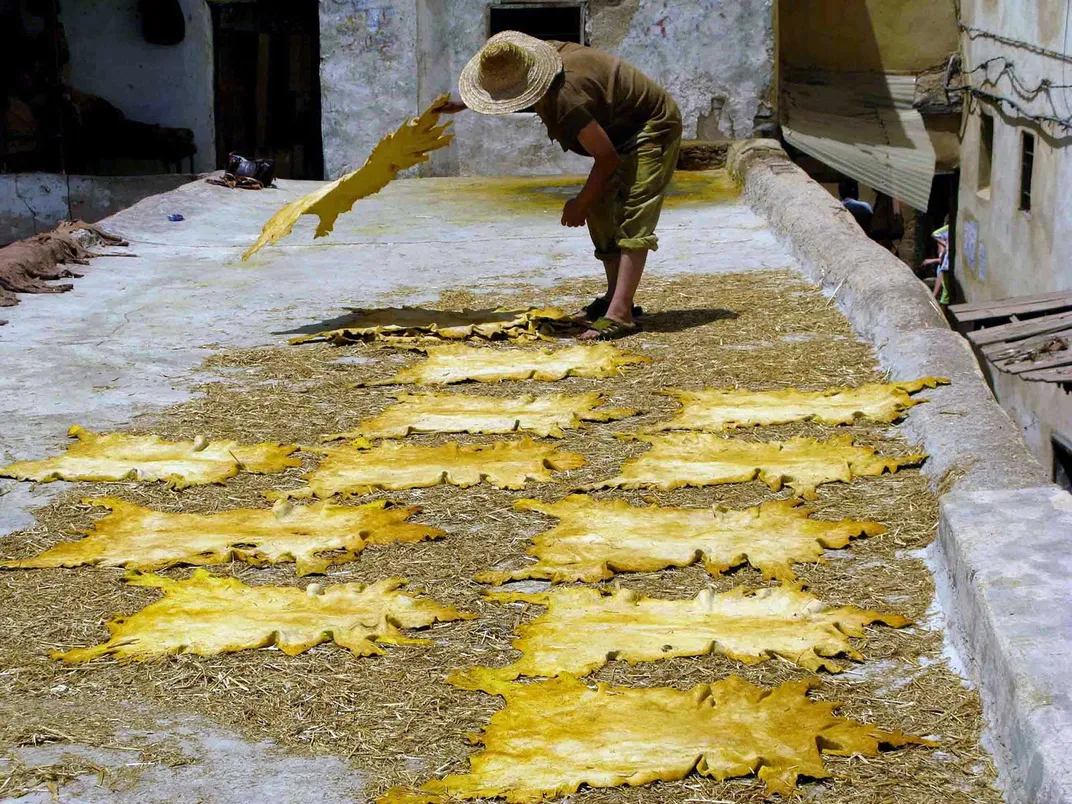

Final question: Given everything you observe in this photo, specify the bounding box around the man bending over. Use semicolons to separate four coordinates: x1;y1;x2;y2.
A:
442;31;682;340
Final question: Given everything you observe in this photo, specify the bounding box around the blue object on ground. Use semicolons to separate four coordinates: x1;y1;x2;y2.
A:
168;213;185;222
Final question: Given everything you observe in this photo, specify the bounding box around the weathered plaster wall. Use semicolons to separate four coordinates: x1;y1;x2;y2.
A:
320;0;774;176
955;1;1072;301
594;0;774;142
954;0;1072;475
957;110;1070;300
779;0;958;73
987;369;1072;477
320;0;419;177
412;0;591;177
59;0;215;173
0;173;198;244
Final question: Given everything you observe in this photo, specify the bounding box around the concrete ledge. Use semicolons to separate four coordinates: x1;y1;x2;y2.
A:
728;140;1047;493
729;139;1065;803
938;489;1072;804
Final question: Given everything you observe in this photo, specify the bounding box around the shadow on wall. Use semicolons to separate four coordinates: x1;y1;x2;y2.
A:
779;0;958;74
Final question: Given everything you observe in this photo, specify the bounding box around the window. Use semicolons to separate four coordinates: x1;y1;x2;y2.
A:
978;113;994;193
1020;131;1036;212
1055;434;1072;492
489;4;586;44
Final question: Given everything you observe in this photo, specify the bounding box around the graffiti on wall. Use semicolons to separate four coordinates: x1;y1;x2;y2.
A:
962;219;978;272
338;0;397;55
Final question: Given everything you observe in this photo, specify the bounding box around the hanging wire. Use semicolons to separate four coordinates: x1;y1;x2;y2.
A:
945;46;1072;132
958;22;1072;65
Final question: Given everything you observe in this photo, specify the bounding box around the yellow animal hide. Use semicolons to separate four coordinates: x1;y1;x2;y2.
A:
588;433;926;499
377;674;932;803
243;96;454;259
1;498;441;576
449;585;909;689
290;307;573;346
280;437;586;499
54;570;470;664
478;496;884;585
334;391;634;439
368;343;650;386
0;425;300;489
647;378;948;432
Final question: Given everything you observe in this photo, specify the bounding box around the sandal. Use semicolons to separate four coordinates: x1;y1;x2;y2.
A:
583;316;641;341
583;297;644;322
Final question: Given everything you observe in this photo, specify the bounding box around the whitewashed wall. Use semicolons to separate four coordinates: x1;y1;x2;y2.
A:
954;0;1072;474
59;0;216;173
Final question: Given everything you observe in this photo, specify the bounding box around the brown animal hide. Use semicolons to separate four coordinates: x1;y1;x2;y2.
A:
0;221;127;312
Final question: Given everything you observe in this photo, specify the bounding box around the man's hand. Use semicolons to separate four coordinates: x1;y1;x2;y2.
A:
562;197;588;227
436;97;468;115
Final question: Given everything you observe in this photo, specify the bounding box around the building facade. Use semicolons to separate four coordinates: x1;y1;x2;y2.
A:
321;0;774;177
954;0;1072;480
4;0;775;180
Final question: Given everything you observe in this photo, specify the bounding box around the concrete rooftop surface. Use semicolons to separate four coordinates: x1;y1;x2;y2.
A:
0;169;1034;803
0;172;809;803
0;171;781;533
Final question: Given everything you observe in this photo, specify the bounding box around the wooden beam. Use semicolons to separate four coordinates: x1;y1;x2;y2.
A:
969;311;1072;347
950;290;1072;324
997;349;1072;376
255;32;270;150
982;328;1072;362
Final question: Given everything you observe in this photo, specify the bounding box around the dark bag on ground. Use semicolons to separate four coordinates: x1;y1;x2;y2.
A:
227;153;276;187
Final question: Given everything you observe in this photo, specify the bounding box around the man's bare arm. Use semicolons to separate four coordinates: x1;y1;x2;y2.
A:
562;120;620;227
438;97;468;114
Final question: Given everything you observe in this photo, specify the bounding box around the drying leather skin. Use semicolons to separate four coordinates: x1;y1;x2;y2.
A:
478;496;886;585
378;674;932;802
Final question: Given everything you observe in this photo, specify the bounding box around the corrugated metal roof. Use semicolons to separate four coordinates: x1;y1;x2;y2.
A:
782;72;937;211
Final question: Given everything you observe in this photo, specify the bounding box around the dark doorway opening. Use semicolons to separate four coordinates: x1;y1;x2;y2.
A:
1054;433;1072;492
488;4;585;44
211;1;323;180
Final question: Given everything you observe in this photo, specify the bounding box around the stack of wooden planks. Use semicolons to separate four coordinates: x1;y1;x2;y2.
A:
950;291;1072;383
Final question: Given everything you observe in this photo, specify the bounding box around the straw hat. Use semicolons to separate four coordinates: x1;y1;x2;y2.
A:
459;31;563;115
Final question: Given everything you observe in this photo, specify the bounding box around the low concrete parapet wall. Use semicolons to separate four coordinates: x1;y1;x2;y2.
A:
729;139;1070;804
0;173;198;245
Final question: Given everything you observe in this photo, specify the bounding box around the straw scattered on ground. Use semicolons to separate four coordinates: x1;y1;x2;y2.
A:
0;271;1000;802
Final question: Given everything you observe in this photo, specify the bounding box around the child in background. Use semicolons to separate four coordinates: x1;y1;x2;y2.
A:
922;225;951;305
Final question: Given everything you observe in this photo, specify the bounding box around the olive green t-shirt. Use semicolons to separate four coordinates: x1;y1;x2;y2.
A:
534;42;681;157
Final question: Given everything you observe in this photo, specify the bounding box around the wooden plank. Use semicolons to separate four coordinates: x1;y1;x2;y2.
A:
950;291;1072;324
256;33;271;150
969;310;1072;346
981;327;1072;360
1021;366;1072;382
997;348;1072;376
951;289;1072;316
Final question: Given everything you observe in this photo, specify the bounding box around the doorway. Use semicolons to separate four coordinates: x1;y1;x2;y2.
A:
211;0;323;180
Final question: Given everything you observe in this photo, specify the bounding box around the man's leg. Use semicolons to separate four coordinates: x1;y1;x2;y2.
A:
587;180;624;312
601;256;621;299
607;249;646;323
581;130;677;337
579;249;645;338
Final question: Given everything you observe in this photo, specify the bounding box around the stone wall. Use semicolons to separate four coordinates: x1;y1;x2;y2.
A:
319;0;775;177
